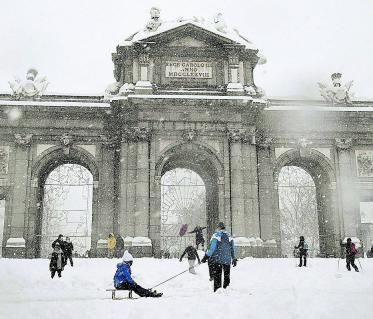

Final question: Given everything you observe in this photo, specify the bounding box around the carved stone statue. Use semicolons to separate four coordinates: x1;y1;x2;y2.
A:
213;13;227;33
318;73;353;105
146;7;162;32
9;68;49;99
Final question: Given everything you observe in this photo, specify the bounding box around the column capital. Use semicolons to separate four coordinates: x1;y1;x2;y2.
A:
123;127;152;142
335;138;353;150
100;134;119;148
14;133;33;147
228;128;256;144
257;135;274;148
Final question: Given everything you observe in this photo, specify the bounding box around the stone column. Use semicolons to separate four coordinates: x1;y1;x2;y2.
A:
97;141;116;241
241;129;260;237
135;54;153;95
335;138;361;239
257;141;280;243
5;134;33;257
228;129;245;237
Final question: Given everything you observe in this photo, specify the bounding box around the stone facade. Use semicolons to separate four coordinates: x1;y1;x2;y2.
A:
0;15;371;258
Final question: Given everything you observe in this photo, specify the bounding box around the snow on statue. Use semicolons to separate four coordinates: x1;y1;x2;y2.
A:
8;68;49;99
318;73;353;105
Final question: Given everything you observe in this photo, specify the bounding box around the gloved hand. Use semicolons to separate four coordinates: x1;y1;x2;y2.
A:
201;254;209;263
232;259;238;267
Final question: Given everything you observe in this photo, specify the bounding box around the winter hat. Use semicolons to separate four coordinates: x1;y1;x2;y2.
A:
122;250;133;262
217;222;225;230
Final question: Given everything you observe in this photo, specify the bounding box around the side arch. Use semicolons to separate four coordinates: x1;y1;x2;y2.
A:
273;148;339;257
27;145;100;258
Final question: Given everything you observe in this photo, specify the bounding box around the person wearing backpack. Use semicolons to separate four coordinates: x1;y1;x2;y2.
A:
201;222;237;292
294;236;308;267
340;238;359;272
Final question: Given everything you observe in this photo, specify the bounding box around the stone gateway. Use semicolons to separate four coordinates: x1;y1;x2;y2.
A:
0;11;372;258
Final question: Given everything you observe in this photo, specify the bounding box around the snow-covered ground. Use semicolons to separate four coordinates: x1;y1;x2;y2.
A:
1;257;373;319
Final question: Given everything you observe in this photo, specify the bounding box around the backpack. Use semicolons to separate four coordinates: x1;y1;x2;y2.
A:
303;242;308;250
351;243;357;254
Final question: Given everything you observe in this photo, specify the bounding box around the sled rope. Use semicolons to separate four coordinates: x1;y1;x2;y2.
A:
150;263;202;289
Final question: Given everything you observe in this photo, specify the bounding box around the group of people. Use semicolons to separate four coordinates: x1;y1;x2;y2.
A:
294;235;360;272
113;222;237;297
49;234;74;279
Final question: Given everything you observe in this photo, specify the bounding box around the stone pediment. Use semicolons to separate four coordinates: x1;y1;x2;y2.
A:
167;36;207;48
122;21;257;50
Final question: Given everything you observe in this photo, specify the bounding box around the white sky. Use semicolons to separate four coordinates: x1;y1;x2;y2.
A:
0;0;372;98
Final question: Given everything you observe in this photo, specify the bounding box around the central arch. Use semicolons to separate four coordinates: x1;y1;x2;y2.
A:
153;142;224;256
274;149;339;257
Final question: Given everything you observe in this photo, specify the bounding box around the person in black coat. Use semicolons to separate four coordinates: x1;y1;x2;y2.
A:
52;234;64;251
49;242;65;278
189;226;206;249
115;234;125;258
340;238;359;272
63;236;74;267
294;236;308;267
179;244;201;274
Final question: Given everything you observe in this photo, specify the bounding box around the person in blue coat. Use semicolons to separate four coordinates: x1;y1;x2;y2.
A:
113;250;162;297
201;222;237;292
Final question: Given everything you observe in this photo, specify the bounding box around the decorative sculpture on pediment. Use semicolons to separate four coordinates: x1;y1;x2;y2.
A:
182;129;197;142
318;73;353;105
213;13;227;33
14;134;33;147
146;7;162;32
124;127;152;142
60;134;73;147
9;68;49;99
335;138;353;150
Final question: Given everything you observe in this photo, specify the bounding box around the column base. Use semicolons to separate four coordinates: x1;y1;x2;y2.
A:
227;83;244;96
4;238;26;258
135;81;153;95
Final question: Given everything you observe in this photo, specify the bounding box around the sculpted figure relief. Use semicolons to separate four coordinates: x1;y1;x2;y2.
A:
9;68;49;99
318;73;353;105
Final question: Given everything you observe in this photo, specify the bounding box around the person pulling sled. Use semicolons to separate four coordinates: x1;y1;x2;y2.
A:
294;236;308;267
113;250;162;297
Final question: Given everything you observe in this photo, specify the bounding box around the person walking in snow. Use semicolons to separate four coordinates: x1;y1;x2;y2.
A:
49;242;65;278
113;250;162;297
340;238;359;272
63;236;74;267
115;234;125;258
201;222;237;292
294;236;308;267
107;233;116;258
179;243;201;274
189;225;206;249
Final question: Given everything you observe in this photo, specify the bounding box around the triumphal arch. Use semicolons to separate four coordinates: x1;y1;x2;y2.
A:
1;9;372;258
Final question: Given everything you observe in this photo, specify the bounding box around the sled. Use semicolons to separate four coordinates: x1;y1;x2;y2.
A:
106;288;137;300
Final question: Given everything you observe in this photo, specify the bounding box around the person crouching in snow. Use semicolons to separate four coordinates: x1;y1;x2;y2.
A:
49;242;65;278
340;238;359;272
201;222;237;292
294;236;308;267
179;243;201;274
113;250;162;297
